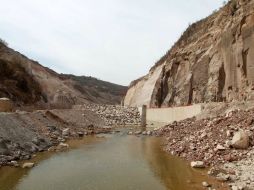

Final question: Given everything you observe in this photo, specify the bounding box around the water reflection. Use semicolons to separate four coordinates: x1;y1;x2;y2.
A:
0;134;226;190
140;137;209;190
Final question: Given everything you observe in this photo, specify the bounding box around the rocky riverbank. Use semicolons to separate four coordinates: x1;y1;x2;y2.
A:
74;104;141;126
154;108;254;190
0;108;110;167
0;103;142;168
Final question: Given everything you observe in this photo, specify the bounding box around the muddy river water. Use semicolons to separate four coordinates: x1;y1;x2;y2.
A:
0;131;226;190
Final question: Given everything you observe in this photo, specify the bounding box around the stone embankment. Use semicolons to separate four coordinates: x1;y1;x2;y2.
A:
154;108;254;190
74;104;141;126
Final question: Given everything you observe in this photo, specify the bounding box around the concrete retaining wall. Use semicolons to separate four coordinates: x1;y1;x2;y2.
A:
141;104;202;124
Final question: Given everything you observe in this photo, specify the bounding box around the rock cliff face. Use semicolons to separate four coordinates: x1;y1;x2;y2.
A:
125;0;254;107
0;42;127;109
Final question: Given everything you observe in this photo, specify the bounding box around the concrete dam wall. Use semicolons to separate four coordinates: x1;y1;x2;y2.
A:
139;104;202;125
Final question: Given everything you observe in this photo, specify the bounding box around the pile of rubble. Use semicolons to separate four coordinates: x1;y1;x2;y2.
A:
154;108;254;189
76;104;141;126
155;109;254;166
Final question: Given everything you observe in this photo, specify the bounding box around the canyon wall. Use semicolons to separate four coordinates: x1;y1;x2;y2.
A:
125;0;254;108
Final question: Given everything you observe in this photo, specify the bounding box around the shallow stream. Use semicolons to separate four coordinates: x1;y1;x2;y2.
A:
0;131;226;190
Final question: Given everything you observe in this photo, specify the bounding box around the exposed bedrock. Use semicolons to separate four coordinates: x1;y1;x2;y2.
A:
124;0;254;108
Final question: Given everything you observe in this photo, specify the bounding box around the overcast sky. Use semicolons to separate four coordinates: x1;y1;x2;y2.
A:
0;0;225;85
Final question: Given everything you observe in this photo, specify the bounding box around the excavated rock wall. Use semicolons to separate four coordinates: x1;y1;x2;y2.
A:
124;65;164;107
125;0;254;108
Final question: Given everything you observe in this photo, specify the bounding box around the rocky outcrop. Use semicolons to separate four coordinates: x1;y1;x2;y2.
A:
125;0;254;107
231;131;250;149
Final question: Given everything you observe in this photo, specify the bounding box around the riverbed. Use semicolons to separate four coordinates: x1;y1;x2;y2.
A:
0;131;227;190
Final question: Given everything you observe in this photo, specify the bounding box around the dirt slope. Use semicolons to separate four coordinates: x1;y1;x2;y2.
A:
0;41;127;109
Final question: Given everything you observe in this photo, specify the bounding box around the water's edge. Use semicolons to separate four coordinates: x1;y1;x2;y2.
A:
0;131;227;190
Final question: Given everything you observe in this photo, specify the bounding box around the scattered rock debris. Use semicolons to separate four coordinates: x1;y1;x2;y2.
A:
75;104;141;126
154;108;254;190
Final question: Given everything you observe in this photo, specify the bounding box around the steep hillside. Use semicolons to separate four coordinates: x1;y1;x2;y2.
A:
0;58;43;105
124;0;254;107
59;74;127;104
0;41;126;109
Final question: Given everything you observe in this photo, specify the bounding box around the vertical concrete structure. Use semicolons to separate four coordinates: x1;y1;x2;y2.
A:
141;105;147;127
138;104;202;128
146;104;202;124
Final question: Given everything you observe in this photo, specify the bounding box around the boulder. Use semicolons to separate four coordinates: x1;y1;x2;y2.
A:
22;162;35;169
48;146;56;152
142;131;147;135
191;161;205;168
216;173;230;182
202;181;210;187
231;186;239;190
62;128;70;136
216;144;226;151
46;125;57;132
134;131;142;135
226;130;232;137
53;143;69;152
59;143;69;149
9;161;19;167
147;131;152;135
231;131;249;149
77;132;84;137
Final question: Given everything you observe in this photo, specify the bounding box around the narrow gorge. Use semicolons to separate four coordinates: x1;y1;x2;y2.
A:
1;1;254;190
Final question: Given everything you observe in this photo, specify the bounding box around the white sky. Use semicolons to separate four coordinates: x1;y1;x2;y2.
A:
0;0;225;85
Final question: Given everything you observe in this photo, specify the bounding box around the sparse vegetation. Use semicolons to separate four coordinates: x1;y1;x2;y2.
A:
230;0;238;15
59;74;127;104
0;38;8;46
61;74;127;96
0;59;42;104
